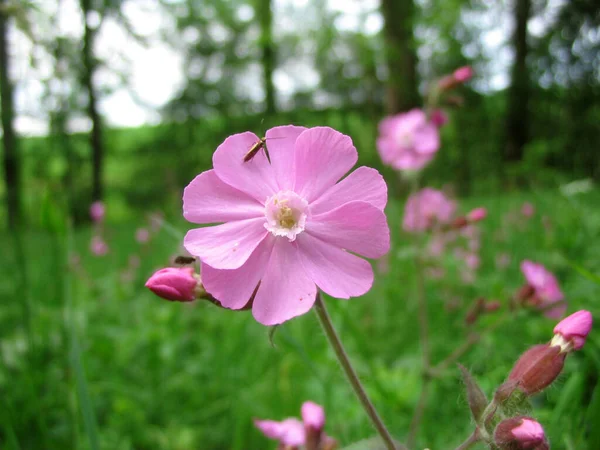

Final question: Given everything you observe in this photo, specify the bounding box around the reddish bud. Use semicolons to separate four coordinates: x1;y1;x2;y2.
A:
451;216;469;229
516;284;536;302
145;267;202;302
508;344;565;395
467;207;487;223
494;416;549;450
454;66;474;83
552;310;592;351
485;300;501;312
430;109;448;127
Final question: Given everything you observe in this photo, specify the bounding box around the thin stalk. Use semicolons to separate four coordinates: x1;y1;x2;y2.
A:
314;293;399;450
455;429;481;450
407;174;431;448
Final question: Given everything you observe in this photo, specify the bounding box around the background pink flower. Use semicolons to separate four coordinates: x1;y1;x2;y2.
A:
90;235;109;256
90;201;105;223
376;109;440;171
403;188;456;232
183;126;389;325
521;260;566;318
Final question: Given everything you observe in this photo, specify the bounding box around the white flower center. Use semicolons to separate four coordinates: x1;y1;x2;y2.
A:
264;191;308;241
396;130;414;148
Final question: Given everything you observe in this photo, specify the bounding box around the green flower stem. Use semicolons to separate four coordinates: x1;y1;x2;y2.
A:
314;293;399;450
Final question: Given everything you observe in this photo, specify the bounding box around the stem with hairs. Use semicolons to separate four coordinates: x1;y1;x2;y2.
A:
314;293;402;450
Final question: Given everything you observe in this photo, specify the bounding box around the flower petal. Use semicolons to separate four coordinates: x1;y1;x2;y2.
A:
265;125;307;190
293;127;358;202
310;166;387;215
213;131;278;203
307;201;390;259
296;234;373;299
201;236;275;309
183;170;264;224
183;218;268;269
252;239;317;325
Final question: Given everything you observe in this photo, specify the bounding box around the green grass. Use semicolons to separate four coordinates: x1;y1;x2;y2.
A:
0;188;599;450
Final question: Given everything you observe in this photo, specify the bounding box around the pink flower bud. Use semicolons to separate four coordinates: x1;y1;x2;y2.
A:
467;207;487;223
145;267;200;302
89;201;105;223
453;66;474;83
301;401;325;431
135;228;150;243
494;416;549;450
90;235;109;256
552;310;592;351
521;202;535;218
508;344;565;395
302;401;325;450
254;418;305;447
430;109;448;128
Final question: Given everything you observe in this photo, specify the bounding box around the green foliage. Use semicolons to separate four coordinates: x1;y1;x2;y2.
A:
0;190;598;449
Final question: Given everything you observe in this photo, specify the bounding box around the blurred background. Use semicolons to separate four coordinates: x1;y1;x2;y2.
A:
0;0;599;449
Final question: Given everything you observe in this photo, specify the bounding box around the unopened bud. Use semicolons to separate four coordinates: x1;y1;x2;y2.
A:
430;109;448;128
467;207;487;223
90;201;105;223
551;310;592;352
145;267;204;302
508;344;565;395
302;401;325;450
485;300;501;312
494;416;549;450
458;364;488;423
516;284;536;302
453;66;474;83
451;216;469;229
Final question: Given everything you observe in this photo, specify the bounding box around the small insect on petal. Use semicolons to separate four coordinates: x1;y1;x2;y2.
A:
244;137;268;162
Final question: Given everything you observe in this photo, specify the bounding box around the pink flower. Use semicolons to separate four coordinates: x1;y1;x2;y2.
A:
183;126;389;325
90;235;109;256
145;267;199;302
255;401;333;449
521;202;535;218
403;188;456;232
465;253;480;270
495;417;548;449
520;260;566;318
453;66;474;83
430;109;448;128
135;228;150;243
254;418;305;447
552;310;592;351
467;207;487;223
376;109;440;171
90;201;105;223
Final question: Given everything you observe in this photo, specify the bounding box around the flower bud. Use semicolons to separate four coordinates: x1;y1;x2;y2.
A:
453;66;474;83
430;109;448;128
302;401;325;450
551;310;592;352
467;207;487;223
89;201;105;223
508;344;565;395
494;416;549;450
145;267;203;302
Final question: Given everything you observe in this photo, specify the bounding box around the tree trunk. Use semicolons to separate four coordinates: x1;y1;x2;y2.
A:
380;0;420;113
80;0;104;202
505;0;531;162
257;0;276;114
0;0;21;229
